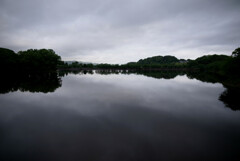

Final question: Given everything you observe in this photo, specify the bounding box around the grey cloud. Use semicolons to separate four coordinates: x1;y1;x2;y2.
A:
0;0;240;63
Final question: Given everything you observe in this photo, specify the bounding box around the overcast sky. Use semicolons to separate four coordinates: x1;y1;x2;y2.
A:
0;0;239;63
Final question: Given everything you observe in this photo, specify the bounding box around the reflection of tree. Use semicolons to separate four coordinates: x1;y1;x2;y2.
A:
134;71;185;79
95;69;120;75
60;69;240;111
0;72;62;94
186;72;223;84
58;70;93;76
95;70;184;79
187;72;240;111
219;86;240;111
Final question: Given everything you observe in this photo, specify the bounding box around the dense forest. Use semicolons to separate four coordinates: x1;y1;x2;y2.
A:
1;47;240;79
0;48;61;71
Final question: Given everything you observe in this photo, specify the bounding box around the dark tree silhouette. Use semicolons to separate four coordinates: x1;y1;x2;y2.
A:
18;49;61;71
0;48;18;70
232;47;240;58
219;86;240;111
0;72;62;93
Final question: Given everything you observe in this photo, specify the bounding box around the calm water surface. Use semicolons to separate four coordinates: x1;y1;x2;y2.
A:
0;72;240;161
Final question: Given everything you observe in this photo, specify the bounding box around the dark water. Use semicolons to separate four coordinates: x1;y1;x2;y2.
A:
0;71;240;161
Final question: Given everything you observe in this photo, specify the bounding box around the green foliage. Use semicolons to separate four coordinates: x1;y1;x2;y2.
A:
187;54;231;74
0;48;19;70
0;48;62;71
137;55;179;64
186;48;240;83
1;47;240;79
226;55;240;77
58;61;95;69
232;47;240;58
18;49;61;70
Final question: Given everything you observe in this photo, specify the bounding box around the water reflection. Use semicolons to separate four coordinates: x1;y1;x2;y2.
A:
0;71;240;161
0;72;61;93
95;70;185;79
186;72;240;111
59;70;240;111
0;70;239;111
219;86;240;111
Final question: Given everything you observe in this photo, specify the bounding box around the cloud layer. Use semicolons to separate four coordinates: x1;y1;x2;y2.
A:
1;0;240;63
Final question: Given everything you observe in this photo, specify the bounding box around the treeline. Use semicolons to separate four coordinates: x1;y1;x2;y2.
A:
0;48;61;71
58;55;189;70
59;48;240;77
188;54;239;77
1;47;239;78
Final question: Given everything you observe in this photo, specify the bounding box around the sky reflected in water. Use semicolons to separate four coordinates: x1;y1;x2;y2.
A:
0;73;240;161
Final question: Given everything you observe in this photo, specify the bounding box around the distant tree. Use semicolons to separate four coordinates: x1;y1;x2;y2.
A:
232;47;240;58
71;62;80;68
137;55;179;65
18;49;61;71
0;48;18;70
227;47;240;76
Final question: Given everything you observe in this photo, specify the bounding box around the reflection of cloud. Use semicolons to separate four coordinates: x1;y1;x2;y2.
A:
1;73;240;161
0;73;225;117
0;0;240;63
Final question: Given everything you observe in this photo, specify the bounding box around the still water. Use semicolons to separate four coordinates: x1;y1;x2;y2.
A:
0;71;240;161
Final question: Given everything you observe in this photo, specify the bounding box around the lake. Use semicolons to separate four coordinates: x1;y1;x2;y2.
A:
0;71;240;161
